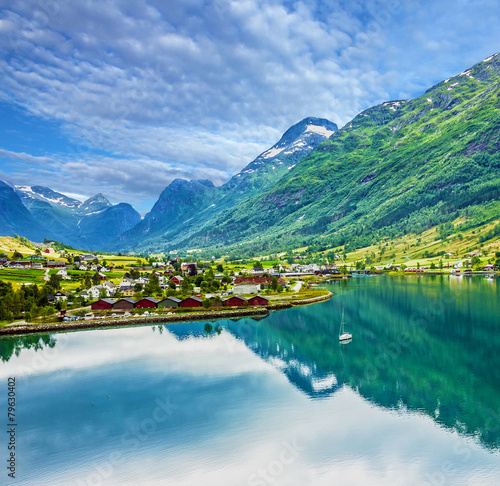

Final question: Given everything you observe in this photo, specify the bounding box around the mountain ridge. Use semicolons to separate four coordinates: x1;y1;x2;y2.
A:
140;52;500;254
113;116;339;251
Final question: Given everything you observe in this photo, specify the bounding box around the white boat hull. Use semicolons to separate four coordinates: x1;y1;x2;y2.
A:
339;332;352;341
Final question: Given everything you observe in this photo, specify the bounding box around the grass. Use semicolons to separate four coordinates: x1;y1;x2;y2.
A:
0;269;46;288
327;216;500;269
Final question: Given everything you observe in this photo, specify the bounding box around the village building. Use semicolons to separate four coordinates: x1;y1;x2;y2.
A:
170;275;184;286
247;295;269;306
158;297;181;308
86;286;102;300
113;298;137;310
91;298;117;310
179;296;202;308
118;279;135;288
47;261;66;269
181;263;198;276
79;290;90;300
9;260;31;269
101;281;116;291
224;295;248;307
54;291;68;302
135;297;159;309
80;254;96;262
232;284;260;294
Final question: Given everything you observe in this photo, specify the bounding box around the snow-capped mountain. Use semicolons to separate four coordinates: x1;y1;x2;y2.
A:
15;185;82;210
114;117;338;251
11;185;141;249
224;117;338;195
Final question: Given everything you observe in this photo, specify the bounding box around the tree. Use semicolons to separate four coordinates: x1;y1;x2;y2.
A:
271;277;278;291
48;273;61;290
202;298;211;309
216;264;224;272
12;251;23;259
253;261;264;270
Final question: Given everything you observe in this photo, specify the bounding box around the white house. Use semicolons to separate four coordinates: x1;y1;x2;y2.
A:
233;284;260;294
118;279;135;288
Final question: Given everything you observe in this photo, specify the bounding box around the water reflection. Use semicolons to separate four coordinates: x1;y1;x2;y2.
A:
0;276;499;485
220;275;500;448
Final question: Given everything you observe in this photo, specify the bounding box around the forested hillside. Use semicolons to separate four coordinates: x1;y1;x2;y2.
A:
175;53;500;255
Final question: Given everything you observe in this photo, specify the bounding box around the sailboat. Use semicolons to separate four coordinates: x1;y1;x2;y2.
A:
339;308;352;342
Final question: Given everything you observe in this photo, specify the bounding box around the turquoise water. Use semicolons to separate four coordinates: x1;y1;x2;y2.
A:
1;275;499;485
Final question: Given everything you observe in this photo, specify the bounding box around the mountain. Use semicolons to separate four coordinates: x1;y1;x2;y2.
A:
115;117;338;251
13;185;141;248
222;117;338;197
77;194;112;214
0;181;48;241
160;52;500;254
78;203;142;249
114;179;216;248
15;185;82;210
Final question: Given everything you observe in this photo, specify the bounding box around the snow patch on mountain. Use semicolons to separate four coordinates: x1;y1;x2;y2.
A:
304;124;336;138
262;147;285;159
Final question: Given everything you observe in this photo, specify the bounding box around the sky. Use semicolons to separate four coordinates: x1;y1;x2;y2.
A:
0;0;499;214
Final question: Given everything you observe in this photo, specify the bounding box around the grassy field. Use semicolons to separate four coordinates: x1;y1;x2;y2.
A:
329;216;500;269
0;236;36;257
0;269;46;287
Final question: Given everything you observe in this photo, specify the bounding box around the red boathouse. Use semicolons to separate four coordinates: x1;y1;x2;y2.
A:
247;295;269;306
135;297;159;309
91;298;116;310
224;295;248;307
179;296;203;308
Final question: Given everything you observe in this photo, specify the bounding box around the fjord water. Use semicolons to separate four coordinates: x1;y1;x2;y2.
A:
1;276;499;485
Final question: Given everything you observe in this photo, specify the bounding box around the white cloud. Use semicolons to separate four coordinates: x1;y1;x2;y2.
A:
0;0;499;210
0;148;52;164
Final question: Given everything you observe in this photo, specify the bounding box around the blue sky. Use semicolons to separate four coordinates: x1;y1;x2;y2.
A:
0;0;499;213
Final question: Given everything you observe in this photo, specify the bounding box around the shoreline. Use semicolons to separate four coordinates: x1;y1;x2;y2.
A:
0;292;333;337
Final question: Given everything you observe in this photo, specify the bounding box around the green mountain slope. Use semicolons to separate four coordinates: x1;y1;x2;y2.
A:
179;53;500;253
113;117;337;251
